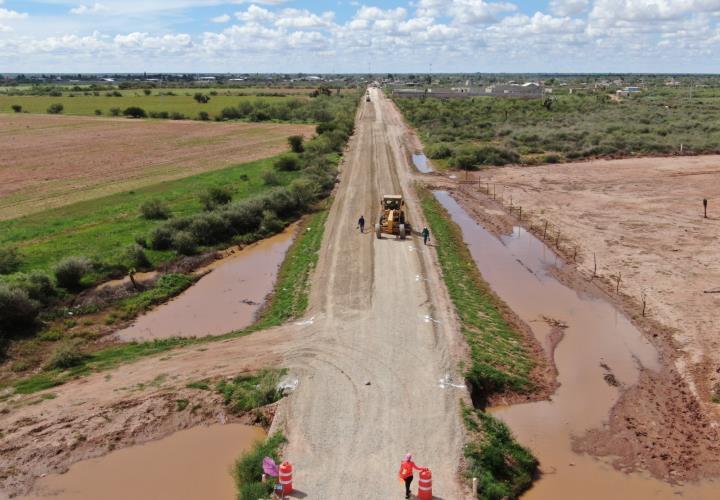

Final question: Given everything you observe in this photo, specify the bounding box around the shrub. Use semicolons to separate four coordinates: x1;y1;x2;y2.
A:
262;170;281;186
140;199;171;220
149;111;170;119
150;225;174;250
17;271;56;305
54;256;92;290
200;186;233;211
260;210;283;234
172;231;197;255
543;154;561;164
123;244;151;269
197;111;210;121
0;284;39;332
143;89;152;96
110;107;121;116
46;340;88;370
11;104;22;113
273;153;301;172
123;106;147;119
170;112;186;120
426;143;452;159
288;135;305;153
134;235;148;248
217;369;284;413
225;200;264;234
47;103;64;114
94;109;102;115
189;213;232;245
0;247;22;274
193;93;210;104
234;433;286;500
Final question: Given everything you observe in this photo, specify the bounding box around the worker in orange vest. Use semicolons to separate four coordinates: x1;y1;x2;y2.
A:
398;453;427;499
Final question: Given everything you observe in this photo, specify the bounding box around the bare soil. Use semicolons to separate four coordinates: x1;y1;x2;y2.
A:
432;156;720;483
0;114;314;219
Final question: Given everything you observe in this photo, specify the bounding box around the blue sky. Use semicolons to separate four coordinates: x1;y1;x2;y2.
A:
1;1;719;73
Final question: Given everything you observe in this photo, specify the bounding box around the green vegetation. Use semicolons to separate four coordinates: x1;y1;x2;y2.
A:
463;405;538;500
395;89;720;166
116;273;194;319
234;432;287;500
216;369;286;414
419;188;534;398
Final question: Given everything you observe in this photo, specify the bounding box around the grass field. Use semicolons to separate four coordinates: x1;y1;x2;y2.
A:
0;113;313;219
395;88;720;167
0;155;299;274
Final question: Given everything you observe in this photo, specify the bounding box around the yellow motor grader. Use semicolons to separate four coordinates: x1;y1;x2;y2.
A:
375;194;410;239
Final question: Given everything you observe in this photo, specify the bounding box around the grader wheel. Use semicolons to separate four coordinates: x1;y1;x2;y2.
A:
375;223;382;239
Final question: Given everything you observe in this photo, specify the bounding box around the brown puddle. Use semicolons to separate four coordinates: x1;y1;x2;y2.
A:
433;191;719;499
20;424;264;500
116;228;295;341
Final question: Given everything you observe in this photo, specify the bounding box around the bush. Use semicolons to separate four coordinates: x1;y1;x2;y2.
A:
170;112;186;120
110;107;121;116
188;213;232;245
197;111;210;121
47;103;64;114
134;235;148;248
0;284;39;332
262;170;281;186
46;340;88;370
150;225;174;250
288;135;305;153
149;111;170;119
94;109;102;115
11;104;22;113
200;186;233;211
234;432;287;500
0;247;22;274
450;145;520;169
427;143;453;159
123;244;151;269
193;93;210;104
172;231;197;255
260;210;283;234
543;154;561;164
273;153;301;172
123;106;147;119
140;199;171;220
16;271;56;305
225;200;264;234
54;256;92;290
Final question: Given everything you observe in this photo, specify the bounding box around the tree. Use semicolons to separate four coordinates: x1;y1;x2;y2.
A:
123;106;147;118
47;103;64;114
143;89;152;96
193;93;210;104
288;135;305;153
11;104;22;113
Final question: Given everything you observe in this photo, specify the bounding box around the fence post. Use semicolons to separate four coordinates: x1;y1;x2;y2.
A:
593;253;597;279
543;221;548;239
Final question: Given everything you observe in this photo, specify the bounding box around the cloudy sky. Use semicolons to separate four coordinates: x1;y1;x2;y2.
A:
1;0;719;73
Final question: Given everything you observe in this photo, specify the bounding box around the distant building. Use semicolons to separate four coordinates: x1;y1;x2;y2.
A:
484;83;542;99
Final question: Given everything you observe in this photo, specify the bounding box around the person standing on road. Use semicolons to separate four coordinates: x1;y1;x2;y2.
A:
398;453;427;499
358;215;365;233
421;227;430;246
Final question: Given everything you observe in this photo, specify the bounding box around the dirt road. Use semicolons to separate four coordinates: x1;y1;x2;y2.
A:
1;88;469;498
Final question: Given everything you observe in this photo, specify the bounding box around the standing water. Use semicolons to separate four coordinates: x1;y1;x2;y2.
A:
433;191;718;499
412;153;433;173
21;424;264;500
116;228;295;341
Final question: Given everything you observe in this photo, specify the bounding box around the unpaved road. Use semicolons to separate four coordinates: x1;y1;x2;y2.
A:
1;88;469;498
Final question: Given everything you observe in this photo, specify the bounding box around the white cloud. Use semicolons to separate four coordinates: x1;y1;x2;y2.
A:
0;7;28;20
70;3;109;15
211;13;230;23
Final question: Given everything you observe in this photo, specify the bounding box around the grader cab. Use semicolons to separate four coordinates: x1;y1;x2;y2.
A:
375;195;410;239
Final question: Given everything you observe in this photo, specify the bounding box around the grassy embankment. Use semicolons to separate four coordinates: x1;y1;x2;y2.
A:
419;188;537;499
7;207;328;396
396;88;720;168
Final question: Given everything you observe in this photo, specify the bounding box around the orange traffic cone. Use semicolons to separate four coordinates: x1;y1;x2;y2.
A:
279;461;293;495
418;468;432;500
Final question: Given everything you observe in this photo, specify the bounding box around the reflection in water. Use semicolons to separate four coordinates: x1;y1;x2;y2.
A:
434;191;718;499
116;229;295;341
22;424;265;500
412;153;433;173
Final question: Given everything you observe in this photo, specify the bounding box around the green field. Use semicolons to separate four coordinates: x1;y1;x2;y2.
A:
0;156;298;274
395;88;720;167
0;94;307;119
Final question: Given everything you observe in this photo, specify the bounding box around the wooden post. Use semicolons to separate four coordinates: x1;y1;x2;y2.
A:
472;477;478;494
573;246;577;262
129;268;138;290
519;206;522;220
593;253;597;279
493;184;496;200
616;272;621;293
641;291;647;317
555;231;561;248
543;221;548;239
704;198;708;219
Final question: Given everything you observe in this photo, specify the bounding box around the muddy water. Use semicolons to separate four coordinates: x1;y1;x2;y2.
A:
22;424;264;500
434;191;719;499
412;153;433;173
116;229;295;341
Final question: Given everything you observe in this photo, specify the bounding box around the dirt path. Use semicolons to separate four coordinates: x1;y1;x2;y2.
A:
1;89;469;498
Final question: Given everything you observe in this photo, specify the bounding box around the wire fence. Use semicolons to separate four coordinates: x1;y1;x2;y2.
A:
455;179;650;318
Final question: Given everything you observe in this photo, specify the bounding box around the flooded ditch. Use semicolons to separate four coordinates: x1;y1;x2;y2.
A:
433;191;718;499
20;424;264;500
116;228;295;341
412;153;433;173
